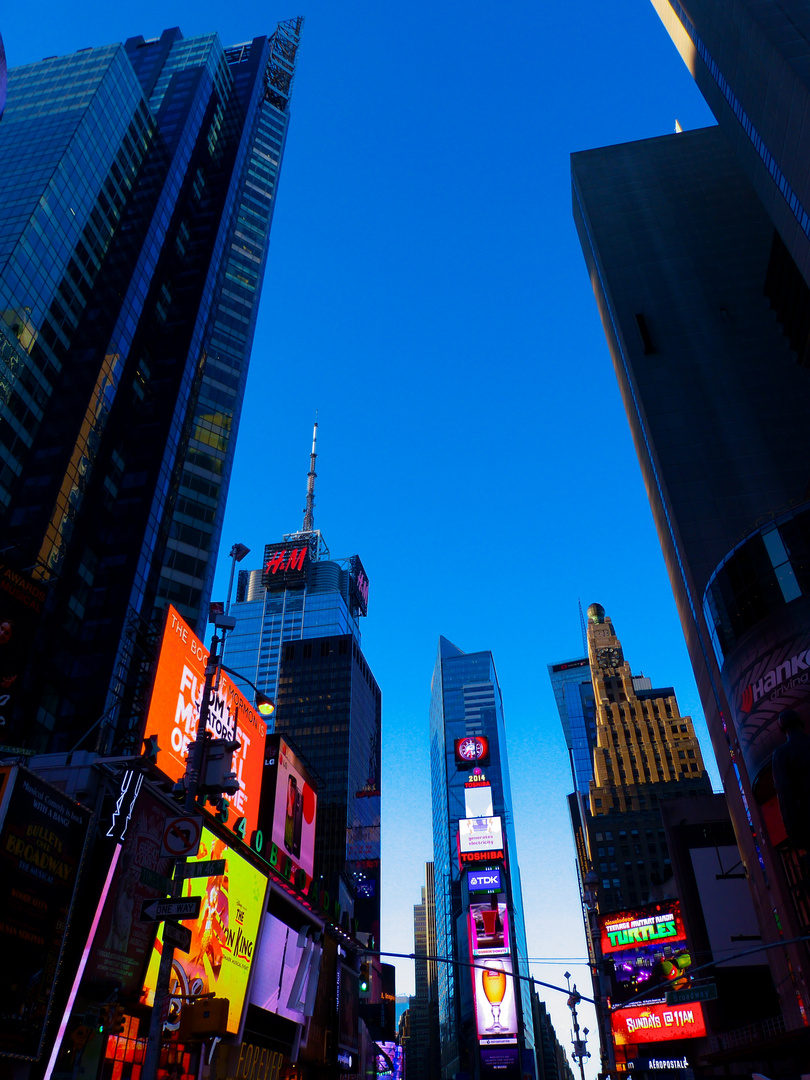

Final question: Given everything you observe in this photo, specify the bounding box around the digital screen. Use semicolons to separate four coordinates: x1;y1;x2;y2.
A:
142;828;266;1032
260;735;318;880
465;782;493;818
469;904;510;956
611;1000;706;1045
460;817;504;855
144;606;267;839
472;956;518;1044
480;1045;521;1080
468;868;502;893
376;1042;403;1080
250;913;321;1024
600;901;691;1006
600;901;687;955
349;555;369;617
455;736;490;765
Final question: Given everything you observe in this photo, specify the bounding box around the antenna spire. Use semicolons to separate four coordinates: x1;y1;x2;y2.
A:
578;599;588;654
303;415;318;532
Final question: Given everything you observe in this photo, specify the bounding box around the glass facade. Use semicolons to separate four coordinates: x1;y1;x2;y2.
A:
547;657;596;794
0;22;301;752
429;637;534;1080
222;537;380;939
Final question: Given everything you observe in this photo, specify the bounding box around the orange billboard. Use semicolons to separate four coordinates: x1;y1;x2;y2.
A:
144;605;267;839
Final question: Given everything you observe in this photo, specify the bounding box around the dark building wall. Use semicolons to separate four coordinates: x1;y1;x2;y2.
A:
0;25;300;753
275;633;381;940
571;124;810;1026
650;0;810;288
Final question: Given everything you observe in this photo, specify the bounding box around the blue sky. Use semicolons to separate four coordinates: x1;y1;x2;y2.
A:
5;1;717;1070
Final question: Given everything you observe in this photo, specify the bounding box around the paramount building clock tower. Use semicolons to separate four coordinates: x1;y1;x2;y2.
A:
586;603;711;909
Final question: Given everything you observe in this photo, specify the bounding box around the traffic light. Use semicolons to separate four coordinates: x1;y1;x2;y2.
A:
359;961;370;994
190;736;241;796
110;1004;126;1036
98;1006;112;1034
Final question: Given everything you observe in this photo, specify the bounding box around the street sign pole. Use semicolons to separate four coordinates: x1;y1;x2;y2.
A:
141;632;223;1080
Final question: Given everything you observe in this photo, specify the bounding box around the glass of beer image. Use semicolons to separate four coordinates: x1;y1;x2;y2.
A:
481;960;507;1031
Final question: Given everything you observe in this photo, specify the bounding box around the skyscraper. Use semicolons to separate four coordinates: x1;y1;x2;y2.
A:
0;22;301;755
429;637;534;1080
223;437;380;938
547;656;596;796
572;1;810;1041
407;863;440;1080
582;604;711;910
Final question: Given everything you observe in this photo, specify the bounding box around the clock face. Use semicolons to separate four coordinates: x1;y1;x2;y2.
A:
598;647;622;669
456;736;488;762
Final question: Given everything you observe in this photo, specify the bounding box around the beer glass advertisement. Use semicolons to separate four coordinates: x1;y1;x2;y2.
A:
250;913;322;1025
460;816;504;855
0;766;91;1059
85;788;173;996
611;1000;706;1045
142;828;266;1033
469;903;511;956
472;957;518;1044
144;605;267;838
261;735;318;880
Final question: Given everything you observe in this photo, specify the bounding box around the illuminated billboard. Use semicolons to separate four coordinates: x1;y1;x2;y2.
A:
600;902;692;1006
469;903;510;956
262;540;310;590
144;605;267;839
611;1000;706;1045
600;901;686;955
472;957;518;1044
142;827;266;1032
259;735;318;880
460;816;504;855
250;914;321;1025
349;555;369;617
468;868;502;893
455;736;490;765
465;781;493;818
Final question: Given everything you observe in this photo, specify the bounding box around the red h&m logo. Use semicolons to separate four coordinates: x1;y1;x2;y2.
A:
265;547;307;575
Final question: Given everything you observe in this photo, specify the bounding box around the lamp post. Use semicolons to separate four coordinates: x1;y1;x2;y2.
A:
564;971;591;1080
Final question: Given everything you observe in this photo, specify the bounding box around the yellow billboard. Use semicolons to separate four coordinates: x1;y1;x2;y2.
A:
142;828;266;1033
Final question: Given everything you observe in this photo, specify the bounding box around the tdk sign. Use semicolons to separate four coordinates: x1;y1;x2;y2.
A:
468;868;501;892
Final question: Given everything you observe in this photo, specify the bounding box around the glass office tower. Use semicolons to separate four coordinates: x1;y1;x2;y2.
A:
429;637;534;1080
547;656;596;795
0;22;301;753
224;530;381;940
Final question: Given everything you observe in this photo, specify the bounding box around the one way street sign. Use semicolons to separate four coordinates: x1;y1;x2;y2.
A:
140;896;201;923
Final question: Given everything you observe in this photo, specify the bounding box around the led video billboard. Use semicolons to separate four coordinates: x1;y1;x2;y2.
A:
600;901;693;1006
142;827;266;1032
611;1000;706;1046
454;736;490;765
460;816;504;855
468;867;502;893
250;913;322;1024
472;957;518;1044
144;605;267;839
465;781;493;818
259;735;318;879
469;903;511;956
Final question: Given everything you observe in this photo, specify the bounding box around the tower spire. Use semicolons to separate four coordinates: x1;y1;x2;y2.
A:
303;415;318;532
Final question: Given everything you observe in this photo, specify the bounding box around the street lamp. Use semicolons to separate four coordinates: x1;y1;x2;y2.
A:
564;972;591;1080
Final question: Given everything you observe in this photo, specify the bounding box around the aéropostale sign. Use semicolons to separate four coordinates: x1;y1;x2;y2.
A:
0;766;91;1059
144;605;267;839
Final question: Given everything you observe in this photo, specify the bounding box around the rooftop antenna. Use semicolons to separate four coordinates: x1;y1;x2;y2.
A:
578;599;587;654
302;414;318;532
